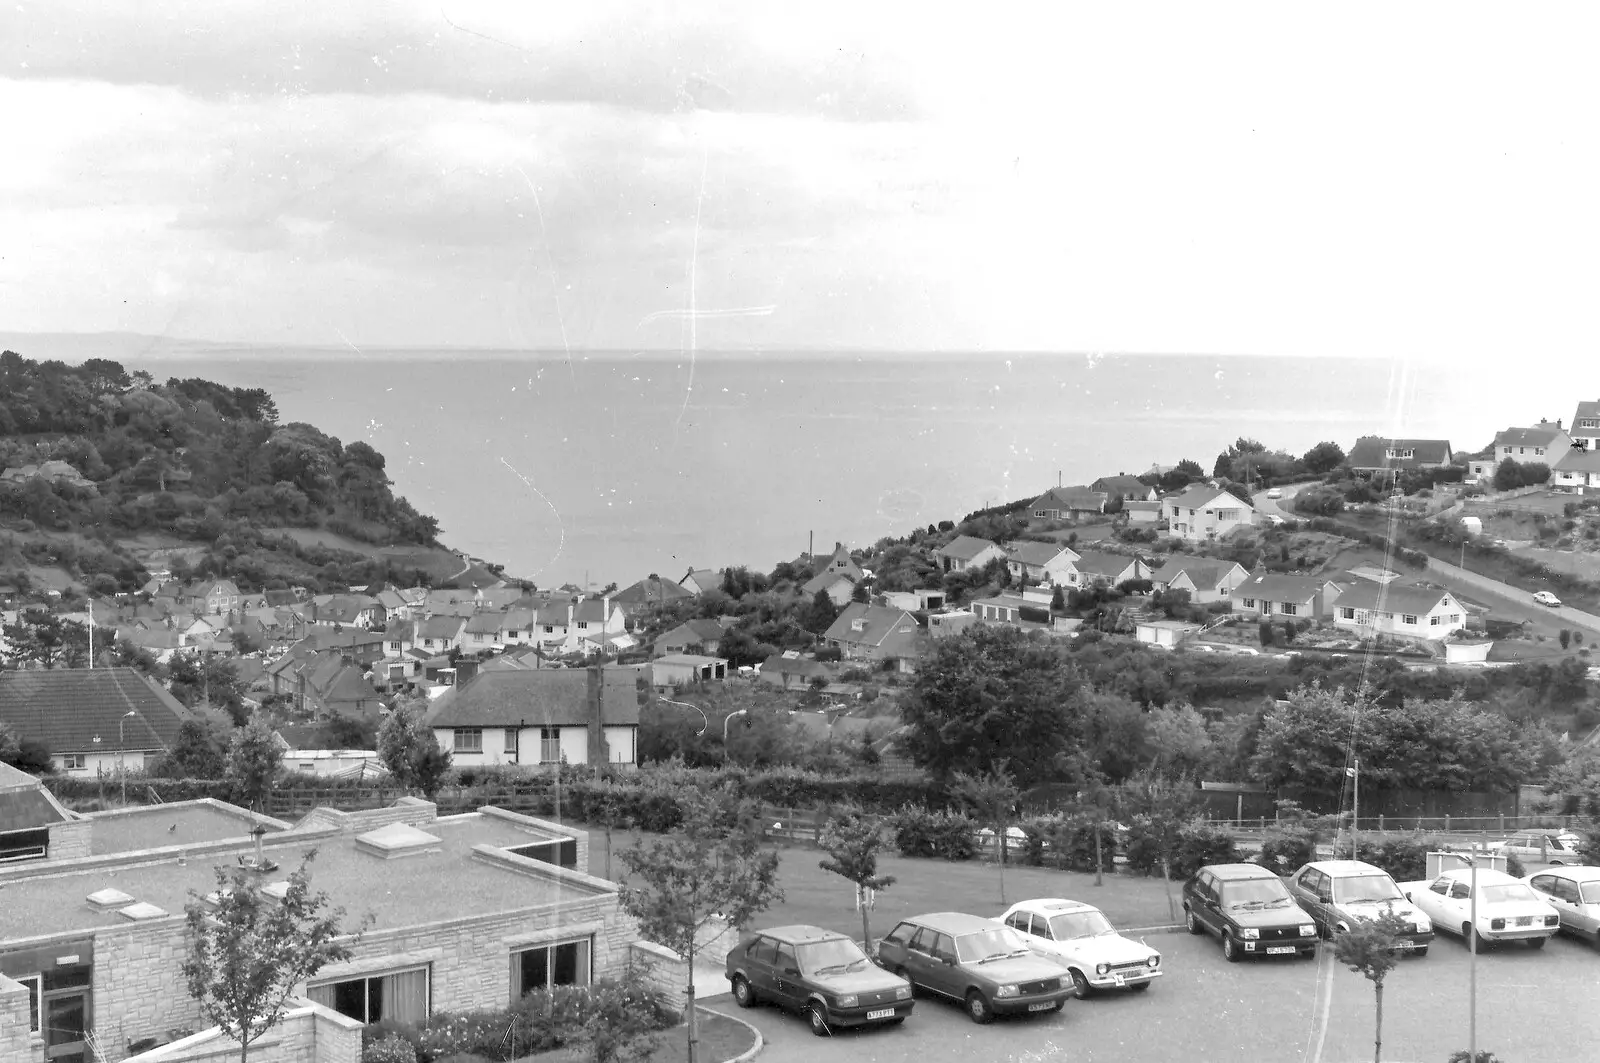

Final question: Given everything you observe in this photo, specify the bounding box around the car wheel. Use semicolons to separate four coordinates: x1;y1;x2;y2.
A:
806;1004;831;1037
1463;924;1487;952
1185;908;1203;935
1528;936;1548;950
1130;981;1152;992
731;975;757;1009
1223;932;1242;963
1068;969;1090;998
965;990;995;1024
1414;947;1428;958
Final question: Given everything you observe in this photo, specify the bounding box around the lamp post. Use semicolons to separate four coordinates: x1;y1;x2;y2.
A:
1468;843;1480;1062
119;710;137;805
657;697;708;736
722;709;748;743
1347;758;1360;858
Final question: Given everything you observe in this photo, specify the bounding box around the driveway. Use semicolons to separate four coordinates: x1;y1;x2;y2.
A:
737;930;1600;1063
1251;482;1308;521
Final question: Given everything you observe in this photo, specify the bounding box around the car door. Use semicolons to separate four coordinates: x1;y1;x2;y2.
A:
1197;874;1225;935
771;943;804;1010
1292;869;1329;931
1417;876;1454;927
741;936;780;1002
1446;879;1472;928
926;933;960;998
878;920;917;974
901;925;937;991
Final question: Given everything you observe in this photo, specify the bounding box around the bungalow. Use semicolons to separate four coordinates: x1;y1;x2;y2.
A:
1489;422;1570;471
1027;486;1108;520
1346;438;1455;478
418;614;467;654
934;535;1006;573
1552;447;1600;493
1333;583;1466;641
1124;499;1164;524
463;610;508;652
0;668;191;777
499;605;539;646
1150;557;1250;604
1165;484;1254;542
1570;400;1600;452
424;665;645;769
758;652;831;691
1090;475;1158;502
1065;550;1151;589
1005;541;1081;586
1233;573;1329;621
654;618;729;657
651;654;729;690
822;603;926;672
610;576;693;617
679;568;723;596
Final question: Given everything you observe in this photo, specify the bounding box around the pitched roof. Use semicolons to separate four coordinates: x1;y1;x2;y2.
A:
1572;401;1600;428
464;612;506;636
801;570;856;596
1334;582;1453;616
823;603;924;658
535;603;571;627
681;569;720;592
1071;550;1140;578
1151;556;1235;588
1493;426;1565;448
1124;500;1164;514
1235;572;1326;604
759;653;830;678
611;577;693;607
264;589;299;607
0;668;191;754
502;606;538;630
936;535;1002;560
1029;486;1108;512
572;598;614;624
1090;474;1151;498
1166;484;1252;510
1005;541;1075;567
660;618;727;647
1553;447;1600;474
1345;438;1453;468
422;666;644;728
418;615;466;640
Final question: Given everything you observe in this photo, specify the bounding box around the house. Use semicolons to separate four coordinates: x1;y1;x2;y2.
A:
1150;557;1250;604
1164;484;1254;542
1332;583;1466;641
1136;619;1202;649
1124;499;1164;524
1489;422;1571;471
880;589;947;612
417;614;467;654
1065;550;1151;589
654;618;729;657
534;601;573;652
463;610;508;652
0;795;634;1062
183;579;242;615
934;535;1006;573
0;668;191;777
1027;486;1109;520
279;748;389;781
1005;541;1081;586
494;605;539;647
609;576;693;616
1346;438;1455;478
1552;447;1600;493
1233;573;1329;621
424;665;646;769
800;569;858;606
1090;475;1158;502
927;609;980;639
302;656;385;720
1465;452;1498;484
375;588;411;619
758;652;831;691
476;586;531;611
651;654;729;690
312;595;385;629
679;568;723;596
822;604;925;671
571;597;625;645
1571;401;1600;452
383;618;417;658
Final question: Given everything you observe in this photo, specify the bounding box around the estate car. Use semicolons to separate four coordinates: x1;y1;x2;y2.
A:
1287;860;1434;953
1183;863;1319;961
876;912;1074;1024
999;898;1162;996
1487;830;1587;866
725;925;913;1036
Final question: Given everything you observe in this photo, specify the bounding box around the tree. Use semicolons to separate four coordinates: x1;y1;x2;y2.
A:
952;763;1021;904
1117;771;1205;923
0;720;53;774
376;701;451;796
617;789;783;1063
1561;628;1573;650
159;719;230;778
1302;441;1347;474
1;613;68;668
1145;704;1216;776
1050;585;1066;613
225;717;283;810
816;806;897;952
805;589;840;634
1331;907;1413;1063
181;853;360;1063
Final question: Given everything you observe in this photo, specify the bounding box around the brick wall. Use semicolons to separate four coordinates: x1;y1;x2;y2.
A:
0;973;34;1063
123;1000;362;1063
290;798;437;835
50;818;92;860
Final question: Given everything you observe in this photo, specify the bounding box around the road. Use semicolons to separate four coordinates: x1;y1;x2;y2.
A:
733;929;1600;1063
1251;482;1306;520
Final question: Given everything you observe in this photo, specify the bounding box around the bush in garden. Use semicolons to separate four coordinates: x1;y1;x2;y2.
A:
1170;824;1242;879
363;1034;418;1063
1257;821;1318;874
1353;835;1430;884
890;805;977;860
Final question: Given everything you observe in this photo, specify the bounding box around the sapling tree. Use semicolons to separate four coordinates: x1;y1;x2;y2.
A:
181;853;362;1063
952;762;1021;904
1331;907;1414;1063
617;788;783;1063
817;806;897;953
225;717;283;811
376;700;451;797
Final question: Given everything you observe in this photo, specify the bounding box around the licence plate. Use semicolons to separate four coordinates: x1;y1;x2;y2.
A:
1392;940;1416;948
1028;1002;1056;1012
866;1008;896;1021
1113;974;1126;987
1266;946;1296;955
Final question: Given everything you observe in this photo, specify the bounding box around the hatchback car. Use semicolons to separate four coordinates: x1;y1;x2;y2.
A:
876;912;1073;1023
1286;860;1434;953
1527;867;1600;945
725;925;913;1036
1487;831;1586;866
1183;863;1319;961
999;898;1161;996
1533;590;1563;607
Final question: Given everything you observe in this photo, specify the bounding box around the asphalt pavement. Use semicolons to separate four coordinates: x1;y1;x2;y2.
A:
734;928;1600;1063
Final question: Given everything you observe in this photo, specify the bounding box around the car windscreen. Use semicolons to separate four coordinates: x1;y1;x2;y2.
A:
955;926;1030;964
1221;877;1293;909
1333;875;1404;904
796;938;870;976
1048;910;1115;939
1480;883;1539;905
1582;882;1600;905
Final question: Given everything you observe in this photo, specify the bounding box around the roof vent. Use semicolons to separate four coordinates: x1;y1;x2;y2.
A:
118;901;169;921
355;822;442;860
87;888;135;911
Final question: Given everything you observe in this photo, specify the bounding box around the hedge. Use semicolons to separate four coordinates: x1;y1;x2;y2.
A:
1122;820;1240;879
889;805;977;861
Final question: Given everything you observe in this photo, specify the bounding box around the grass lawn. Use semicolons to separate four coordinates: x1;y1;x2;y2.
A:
536;1011;753;1063
583;824;1187;937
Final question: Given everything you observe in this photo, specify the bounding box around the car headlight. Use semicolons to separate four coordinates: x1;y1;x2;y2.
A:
1147;955;1161;968
1239;928;1260;940
1489;918;1505;931
1299;925;1317;937
894;986;912;1001
1095;963;1110;975
835;994;858;1008
995;984;1019;998
1545;915;1560;927
1415;919;1431;934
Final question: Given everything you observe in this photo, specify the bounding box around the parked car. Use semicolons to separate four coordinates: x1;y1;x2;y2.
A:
1526;867;1600;945
1285;860;1434;953
725;925;913;1036
1400;868;1561;949
1265;514;1286;526
1486;830;1587;866
998;898;1162;996
1182;863;1319;961
1533;590;1562;607
1266;488;1283;499
876;912;1074;1023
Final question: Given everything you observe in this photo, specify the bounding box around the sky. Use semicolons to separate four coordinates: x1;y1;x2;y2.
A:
3;2;1600;364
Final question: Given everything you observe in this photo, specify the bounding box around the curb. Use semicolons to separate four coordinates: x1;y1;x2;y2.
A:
1123;924;1188;935
699;1004;764;1063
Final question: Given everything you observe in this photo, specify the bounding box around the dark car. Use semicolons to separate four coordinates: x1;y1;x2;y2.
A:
1183;863;1320;961
875;911;1074;1024
725;925;913;1036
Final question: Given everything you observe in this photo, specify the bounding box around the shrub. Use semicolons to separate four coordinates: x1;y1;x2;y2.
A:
1257;822;1318;874
890;805;977;860
1122;820;1239;879
363;1035;418;1063
1016;813;1113;872
1353;835;1430;883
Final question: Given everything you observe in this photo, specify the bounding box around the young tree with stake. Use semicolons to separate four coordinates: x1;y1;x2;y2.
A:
817;806;897;953
952;762;1021;905
1332;908;1414;1063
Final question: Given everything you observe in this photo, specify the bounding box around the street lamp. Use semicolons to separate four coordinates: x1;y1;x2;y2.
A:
119;710;137;805
722;709;749;743
656;697;708;736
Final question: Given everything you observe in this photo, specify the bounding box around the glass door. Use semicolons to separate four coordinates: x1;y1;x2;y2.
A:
44;988;90;1063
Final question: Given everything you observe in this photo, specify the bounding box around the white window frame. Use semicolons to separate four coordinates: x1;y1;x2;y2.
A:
308;963;431;1026
1280;603;1298;616
1341;607;1356;620
540;727;561;764
453;728;483;753
61;753;87;770
1403;614;1418;625
1430;615;1441;626
1242;598;1255;609
504;728;519;755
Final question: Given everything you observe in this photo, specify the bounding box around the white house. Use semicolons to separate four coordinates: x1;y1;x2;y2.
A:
1332;583;1466;641
424;665;644;769
1064;550;1151;589
1571;401;1600;452
1488;423;1571;473
1004;541;1081;585
1552;447;1600;493
934;536;1006;573
1150;557;1249;604
1164;485;1254;542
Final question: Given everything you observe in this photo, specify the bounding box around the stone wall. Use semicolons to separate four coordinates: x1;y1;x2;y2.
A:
49;818;92;860
92;920;204;1058
476;806;590;871
123;1000;363;1063
289;798;437;835
0;973;35;1063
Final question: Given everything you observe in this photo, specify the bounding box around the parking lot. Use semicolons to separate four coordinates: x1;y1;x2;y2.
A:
730;928;1600;1063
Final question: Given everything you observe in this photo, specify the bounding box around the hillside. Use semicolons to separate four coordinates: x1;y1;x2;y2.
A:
0;349;471;596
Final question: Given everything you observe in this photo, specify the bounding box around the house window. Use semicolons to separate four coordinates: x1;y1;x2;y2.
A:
17;974;40;1032
1280;603;1298;616
544;625;555;634
507;630;519;638
1430;615;1441;626
1216;508;1240;520
389;641;402;651
1242;598;1255;609
1536;448;1545;455
453;729;483;753
1341;607;1356;620
1403;614;1418;625
511;938;592;1000
423;638;434;648
577;621;589;630
308;965;430;1026
61;753;86;770
505;728;519;755
540;727;561;764
1451;614;1461;623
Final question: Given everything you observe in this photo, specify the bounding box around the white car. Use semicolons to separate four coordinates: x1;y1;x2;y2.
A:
1266;488;1283;500
1532;591;1562;607
999;899;1161;997
1487;831;1587;866
1400;868;1561;949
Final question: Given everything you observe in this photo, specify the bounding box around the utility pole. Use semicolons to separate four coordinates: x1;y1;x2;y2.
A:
1350;758;1360;858
1468;844;1479;1061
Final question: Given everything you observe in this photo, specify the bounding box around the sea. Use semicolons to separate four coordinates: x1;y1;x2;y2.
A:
91;349;1510;589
